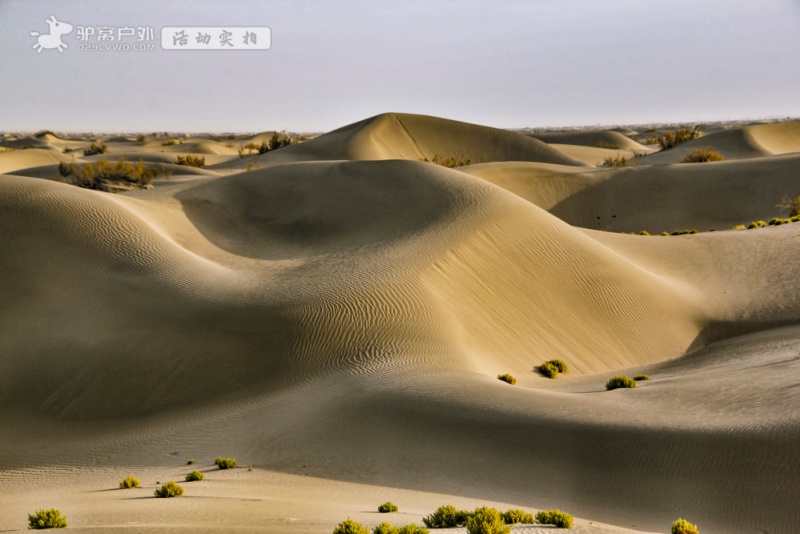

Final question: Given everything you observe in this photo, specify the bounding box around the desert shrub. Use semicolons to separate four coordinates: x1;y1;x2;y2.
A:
185;470;204;482
397;526;429;534
501;509;535;524
333;518;370;534
422;504;471;528
135;134;147;142
682;147;724;163
378;502;398;513
215;457;237;469
83;142;108;156
58;157;166;191
672;518;699;534
601;155;636;168
535;509;574;528
777;195;800;217
465;507;511;534
28;509;67;529
154;481;184;498
656;126;703;149
35;130;58;138
660;231;669;236
162;139;178;146
639;230;650;236
420;154;472;167
747;221;766;229
671;229;698;235
548;359;568;373
597;141;620;149
373;523;398;534
633;374;650;381
497;373;516;385
606;376;637;390
119;475;140;489
538;362;559;378
187;459;195;465
175;155;206;167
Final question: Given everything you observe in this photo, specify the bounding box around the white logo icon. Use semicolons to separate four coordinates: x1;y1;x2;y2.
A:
30;15;74;53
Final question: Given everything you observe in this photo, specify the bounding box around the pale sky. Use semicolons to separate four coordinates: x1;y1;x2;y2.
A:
1;0;799;133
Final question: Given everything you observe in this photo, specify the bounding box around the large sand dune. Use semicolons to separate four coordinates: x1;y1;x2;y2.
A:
1;114;798;534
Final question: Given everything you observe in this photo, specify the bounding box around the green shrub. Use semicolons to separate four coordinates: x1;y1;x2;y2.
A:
465;507;511;534
332;518;370;534
175;155;206;167
639;230;650;236
501;509;535;524
215;457;237;469
373;523;398;534
422;504;470;528
397;526;429;534
538;362;559;378
497;373;516;385
535;509;573;528
185;470;204;482
57;157;167;191
671;229;698;235
660;231;670;236
606;376;637;390
672;518;699;534
83;142;108;156
378;502;398;513
187;459;195;465
547;359;568;373
28;509;67;529
154;481;184;498
655;126;703;149
633;374;650;381
420;154;472;168
681;147;724;163
119;475;140;489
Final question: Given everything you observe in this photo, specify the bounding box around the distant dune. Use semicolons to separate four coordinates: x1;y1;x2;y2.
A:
1;114;798;534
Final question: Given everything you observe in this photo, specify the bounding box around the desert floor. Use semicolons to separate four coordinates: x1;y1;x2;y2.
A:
1;113;799;533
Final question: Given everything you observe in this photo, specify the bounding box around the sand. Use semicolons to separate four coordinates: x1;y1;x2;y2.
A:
0;113;798;533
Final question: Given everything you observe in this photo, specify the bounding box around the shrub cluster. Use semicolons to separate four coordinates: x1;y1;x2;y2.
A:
606;376;637;390
596;141;620;149
422;504;471;528
238;131;295;157
58;157;167;191
215;457;237;469
332;518;370;534
681;147;724;163
378;502;398;513
175;155;206;167
420;154;472;167
633;374;650;381
83;142;108;156
466;507;511;534
747;221;766;229
648;125;703;149
119;475;140;489
672;518;699;534
768;216;800;226
28;509;67;529
497;373;516;385
535;509;574;528
500;509;534;524
671;229;698;235
154;481;184;498
538;359;568;378
777;195;800;217
601;155;636;168
185;470;205;482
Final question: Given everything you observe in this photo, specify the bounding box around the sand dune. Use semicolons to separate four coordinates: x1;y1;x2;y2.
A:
1;114;799;534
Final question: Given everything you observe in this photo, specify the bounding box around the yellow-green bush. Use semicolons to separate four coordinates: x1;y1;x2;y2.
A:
215;457;237;469
83;142;108;156
154;481;184;498
119;475;140;489
378;502;398;513
332;518;370;534
420;154;472;168
501;509;534;524
681;147;724;163
465;507;511;534
175;155;206;167
535;509;574;528
58;157;167;191
672;518;699;534
497;373;516;385
422;504;470;528
185;470;204;482
373;522;398;534
28;509;67;529
606;376;637;390
396;525;428;534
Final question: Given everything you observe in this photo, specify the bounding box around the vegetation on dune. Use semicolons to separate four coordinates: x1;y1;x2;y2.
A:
119;475;140;489
332;518;370;534
82;142;108;156
154;481;184;498
646;125;704;149
175;155;206;167
422;504;471;528
238;131;295;157
215;457;237;469
396;526;429;534
465;507;511;534
747;221;766;229
606;376;637;390
672;518;700;534
500;509;535;524
596;141;620;149
633;374;650;381
538;359;568;378
681;146;724;163
420;154;472;167
185;470;204;482
601;154;637;168
497;373;516;385
58;157;169;191
777;195;800;217
671;229;699;235
373;523;398;534
187;459;195;465
378;502;399;513
28;509;67;529
535;509;574;528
